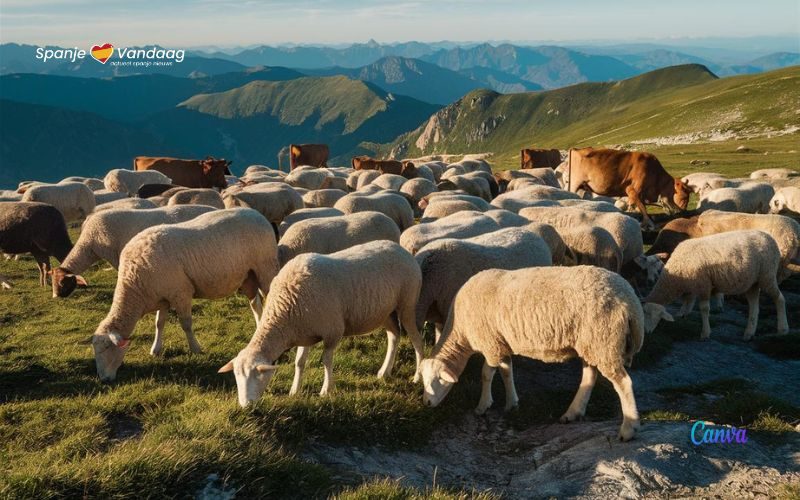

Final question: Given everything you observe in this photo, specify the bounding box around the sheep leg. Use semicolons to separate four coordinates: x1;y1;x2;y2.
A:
319;342;337;396
713;293;725;312
743;286;760;341
560;362;598;423
289;346;310;395
475;361;496;415
498;357;519;411
399;306;425;383
149;304;169;356
763;281;789;335
240;271;263;325
604;368;640;442
677;294;696;318
699;299;712;339
377;318;401;379
176;304;202;353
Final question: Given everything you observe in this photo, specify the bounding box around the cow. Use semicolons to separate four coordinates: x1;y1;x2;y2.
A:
565;148;691;229
134;157;231;190
521;148;561;169
351;156;405;175
289;144;329;170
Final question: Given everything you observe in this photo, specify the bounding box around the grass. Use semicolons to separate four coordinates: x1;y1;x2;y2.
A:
333;478;499;500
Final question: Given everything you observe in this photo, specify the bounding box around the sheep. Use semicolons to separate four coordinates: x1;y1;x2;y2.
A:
222;183;304;235
558;226;622;272
218;240;424;406
93;198;158;213
52;205;216;298
346;169;369;191
167;188;225;209
681;172;726;192
278;211;401;266
93;190;130;206
403;164;435;183
356;170;382;190
372;173;408;191
644;230;788;340
506;177;544;191
92;208;280;381
333;191;414;231
21;182;96;222
60;176;105;191
283;168;333;190
447;159;492;174
0;202;73;286
0;190;23;202
415;227;552;340
302;189;347;208
356;183;384;195
400;210;505;255
491;185;580;213
770;187;800;216
750;168;799;180
698;182;775;214
244;165;276;176
437;175;491;201
324;176;348;191
16;181;48;193
136;183;183;199
418;161;445;182
239;174;286;186
399;178;437;216
420;197;490;222
278;207;344;237
695;178;744;198
103;169;172;196
420;266;646;441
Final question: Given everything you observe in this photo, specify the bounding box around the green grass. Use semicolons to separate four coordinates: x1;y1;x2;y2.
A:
333;478;499;500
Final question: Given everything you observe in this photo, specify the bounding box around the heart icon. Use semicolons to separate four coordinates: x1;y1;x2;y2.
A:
90;43;114;64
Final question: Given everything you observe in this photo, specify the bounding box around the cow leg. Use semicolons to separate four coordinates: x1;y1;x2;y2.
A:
625;187;654;230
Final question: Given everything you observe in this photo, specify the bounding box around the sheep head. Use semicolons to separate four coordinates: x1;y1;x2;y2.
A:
642;303;674;334
420;358;458;408
219;348;277;407
92;332;130;382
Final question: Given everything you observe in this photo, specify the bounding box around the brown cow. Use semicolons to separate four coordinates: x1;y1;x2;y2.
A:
351;156;405;175
290;144;329;170
521;148;561;169
134;156;231;190
566;148;691;229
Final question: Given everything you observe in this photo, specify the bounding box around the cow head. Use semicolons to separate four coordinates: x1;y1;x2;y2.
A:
202;157;232;189
400;161;418;179
672;179;691;211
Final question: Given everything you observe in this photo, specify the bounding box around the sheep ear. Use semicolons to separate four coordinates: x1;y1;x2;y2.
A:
440;367;459;384
218;360;234;373
654;252;669;262
108;333;130;349
74;275;88;286
256;363;278;373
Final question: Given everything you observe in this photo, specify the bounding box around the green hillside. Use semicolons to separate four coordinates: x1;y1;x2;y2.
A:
384;65;800;176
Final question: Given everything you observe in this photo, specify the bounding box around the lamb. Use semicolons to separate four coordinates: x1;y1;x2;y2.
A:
278;207;344;237
21;182;96;222
491;185;580;212
302;189;347;208
558;226;622;272
495;169;560;192
506;177;544;191
415;227;552;339
418;161;445;182
278;211;401;266
285;168;335;190
93;190;130;206
695;178;743;198
218;240;424;406
644;230;788;340
222;183;304;235
372;174;408;191
0;202;72;286
399;178;437;216
346;169;368;191
400;210;505;254
333;191;414;231
60;176;106;191
698;182;775;214
420;266;646;441
681;172;726;192
402;164;435;183
167;188;225;209
52;205;216;297
770;187;800;216
93;198;158;213
92;208;280;381
750;168;799;180
103;169;172;196
420;197;490;222
356;170;382;190
437;175;491;201
0;190;23;202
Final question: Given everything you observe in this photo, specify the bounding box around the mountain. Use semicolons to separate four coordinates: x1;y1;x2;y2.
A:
302;57;486;105
725;52;800;75
384;64;800;170
0;67;306;122
456;67;542;93
608;49;719;73
420;44;640;89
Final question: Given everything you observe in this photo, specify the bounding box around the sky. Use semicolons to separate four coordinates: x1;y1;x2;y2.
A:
1;0;798;48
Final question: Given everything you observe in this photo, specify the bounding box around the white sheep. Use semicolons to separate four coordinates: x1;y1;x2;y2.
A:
21;182;96;222
302;189;347;208
92;208;280;381
415;227;552;339
770;187;800;216
644;230;788;340
284;168;332;190
681;172;726;192
93;190;130;206
420;196;490;222
399;178;437;217
333;191;414;231
103;169;172;196
277;207;344;237
749;168;799;180
167;188;225;209
277;211;401;266
60;176;106;191
356;170;382;190
93;198;158;213
420;266;645;441
470;209;571;265
438;174;491;201
558;226;622;272
218;240;424;406
222;183;304;229
491;185;580;212
372;173;408;191
399;210;505;255
695;178;743;198
698;182;775;214
0;190;23;202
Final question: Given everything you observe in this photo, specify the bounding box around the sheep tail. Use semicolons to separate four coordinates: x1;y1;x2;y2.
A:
624;307;645;368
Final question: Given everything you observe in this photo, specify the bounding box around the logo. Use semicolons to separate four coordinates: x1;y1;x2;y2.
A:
690;421;748;445
90;43;114;64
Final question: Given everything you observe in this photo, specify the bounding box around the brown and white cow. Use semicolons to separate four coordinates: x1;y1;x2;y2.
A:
520;148;561;169
351;156;405;176
134;156;231;190
565;148;691;229
289;144;329;170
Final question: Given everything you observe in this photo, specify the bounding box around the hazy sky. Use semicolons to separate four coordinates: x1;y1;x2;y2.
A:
1;0;798;48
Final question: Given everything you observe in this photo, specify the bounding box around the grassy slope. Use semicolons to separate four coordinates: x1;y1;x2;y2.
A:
386;65;799;177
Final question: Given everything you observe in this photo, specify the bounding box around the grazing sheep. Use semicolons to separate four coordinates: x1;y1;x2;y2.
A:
278;207;344;237
420;197;490;222
136;183;183;199
399;178;437;216
356;170;382;190
52;205;215;297
16;181;48;194
60;176;106;191
770;187;800;216
302;189;347;208
333;191;414;231
750;168;799;180
93;198;158;213
218;240;424;406
418;161;446;182
491;185;581;212
506;177;544;192
346;170;367;191
0;190;23;202
403;164;435;183
420;266;645;441
167;188;225;209
437;175;492;201
372;173;408;191
92;208;279;381
104;169;172;196
239;174;287;186
0;202;73;286
243;165;275;176
416;227;552;339
93;190;130;206
222;183;304;234
698;182;775;214
695;178;744;198
681;172;726;192
284;168;332;190
278;211;400;266
400;210;504;255
644;230;788;340
558;226;622;272
21;182;96;222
